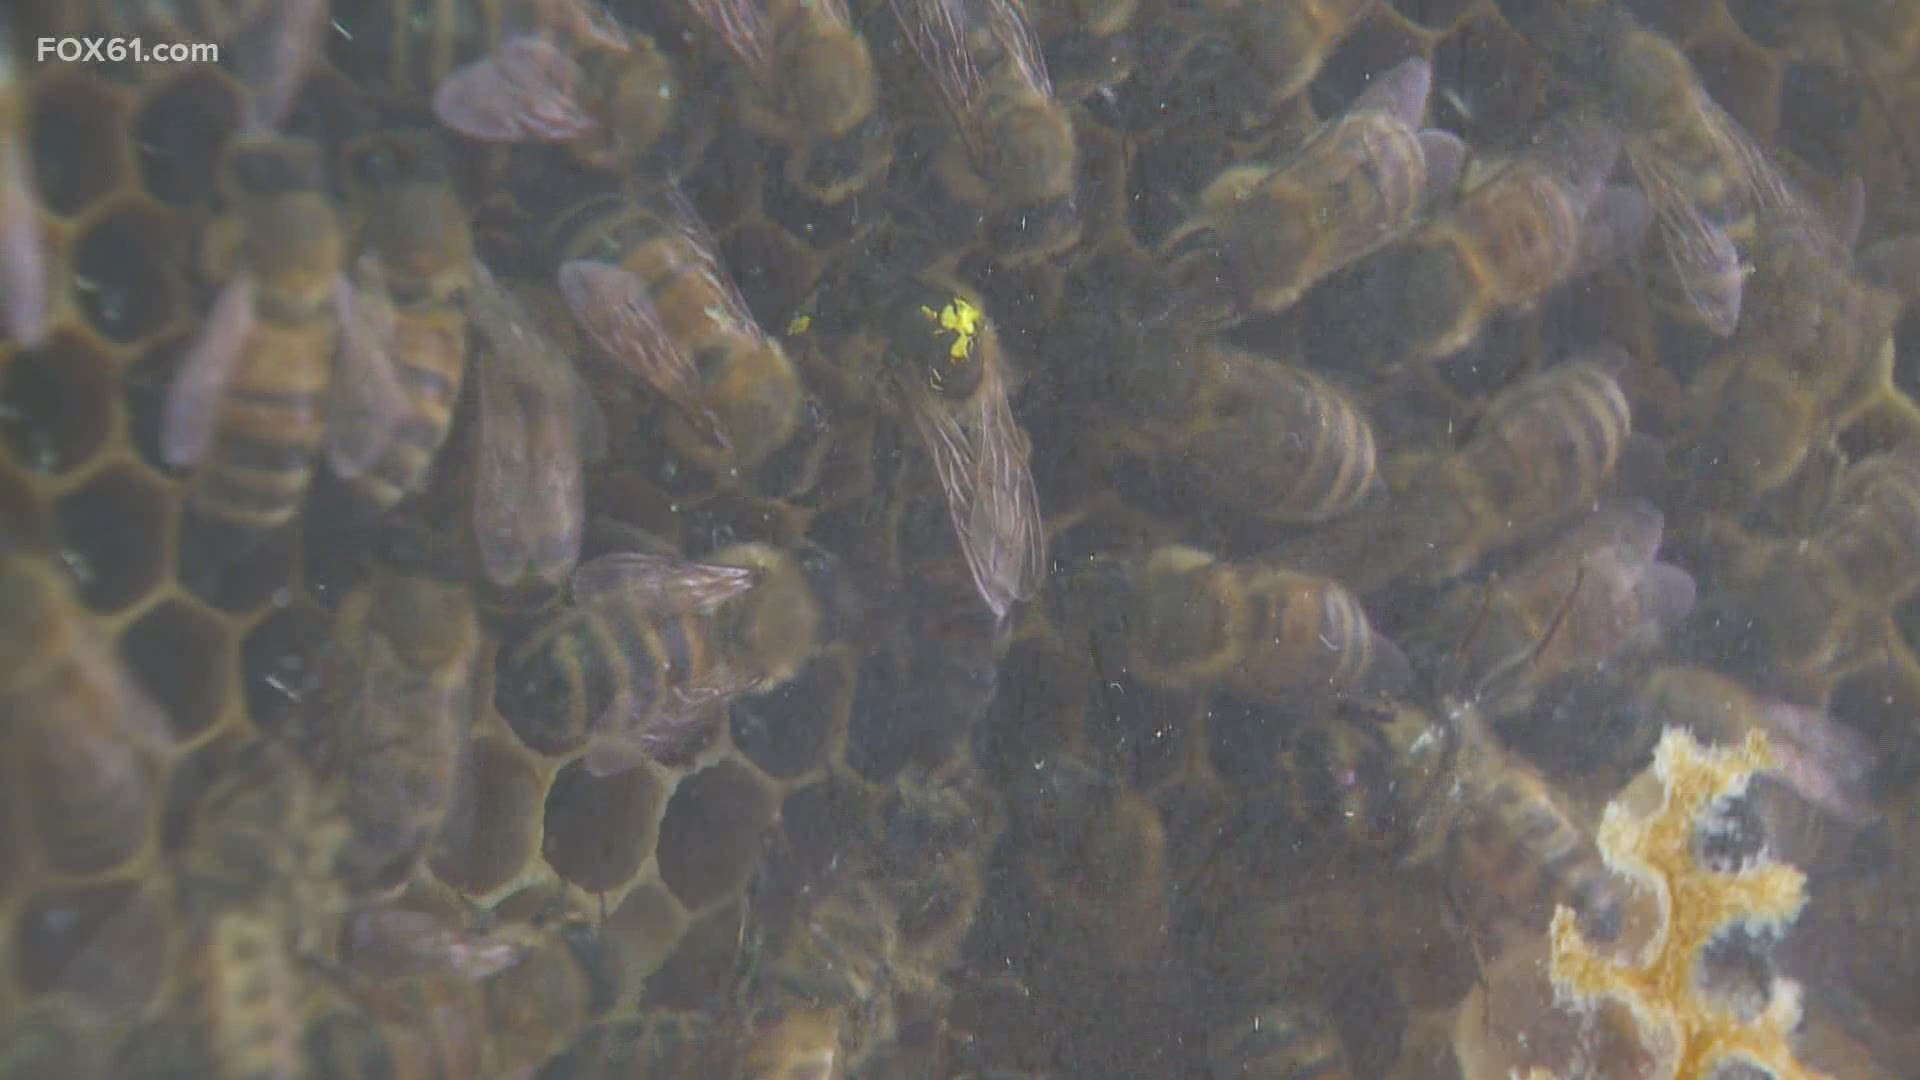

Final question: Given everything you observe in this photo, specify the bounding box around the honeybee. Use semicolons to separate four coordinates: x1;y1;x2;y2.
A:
1009;755;1171;974
174;737;349;942
0;14;47;350
1639;667;1877;850
1069;544;1410;705
1203;701;1459;875
1278;353;1636;593
465;266;605;589
305;562;480;896
430;0;708;174
889;0;1081;262
1158;57;1464;330
1596;24;1807;335
0;548;172;877
811;271;1045;621
336;132;477;513
201;910;305;1080
162;130;409;544
1717;443;1920;677
1354;112;1645;362
557;188;805;476
1426;501;1697;726
1108;341;1379;526
684;0;893;206
494;541;846;775
1224;0;1374;108
1429;704;1638;956
304;975;491;1080
742;875;937;1077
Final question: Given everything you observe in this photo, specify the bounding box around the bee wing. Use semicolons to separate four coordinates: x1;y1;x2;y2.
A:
162;274;256;468
982;0;1054;99
685;0;774;76
433;35;600;143
584;665;764;777
889;0;988;146
326;261;410;480
1417;130;1467;212
342;909;534;980
570;551;759;613
1351;57;1432;129
1632;149;1747;337
469;271;588;586
0;135;49;349
236;0;331;130
558;256;731;452
906;365;1045;617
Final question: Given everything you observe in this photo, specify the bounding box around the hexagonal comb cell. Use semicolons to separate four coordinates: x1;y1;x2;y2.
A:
132;69;245;207
119;597;233;743
541;759;668;893
14;880;171;1018
69;200;186;346
642;898;749;1010
600;882;688;986
1;335;117;476
429;736;545;900
654;761;777;912
29;75;130;218
239;601;330;742
1429;17;1547;145
175;506;297;614
729;649;851;780
54;463;172;613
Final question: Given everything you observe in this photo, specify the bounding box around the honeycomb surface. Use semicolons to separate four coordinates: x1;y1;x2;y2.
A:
0;0;1917;1076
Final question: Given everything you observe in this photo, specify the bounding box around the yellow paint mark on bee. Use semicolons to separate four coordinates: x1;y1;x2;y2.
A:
787;313;812;336
919;296;982;362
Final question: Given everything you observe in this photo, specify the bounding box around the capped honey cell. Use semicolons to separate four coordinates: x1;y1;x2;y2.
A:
69;199;185;346
654;761;777;911
541;758;668;894
54;462;172;613
131;69;245;207
29;74;129;218
0;334;117;476
119;596;233;743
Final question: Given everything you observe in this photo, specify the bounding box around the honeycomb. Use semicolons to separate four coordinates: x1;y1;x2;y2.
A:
1;0;1919;1075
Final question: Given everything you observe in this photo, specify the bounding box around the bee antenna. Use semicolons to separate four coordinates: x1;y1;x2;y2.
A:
1529;562;1588;670
1447;573;1499;690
